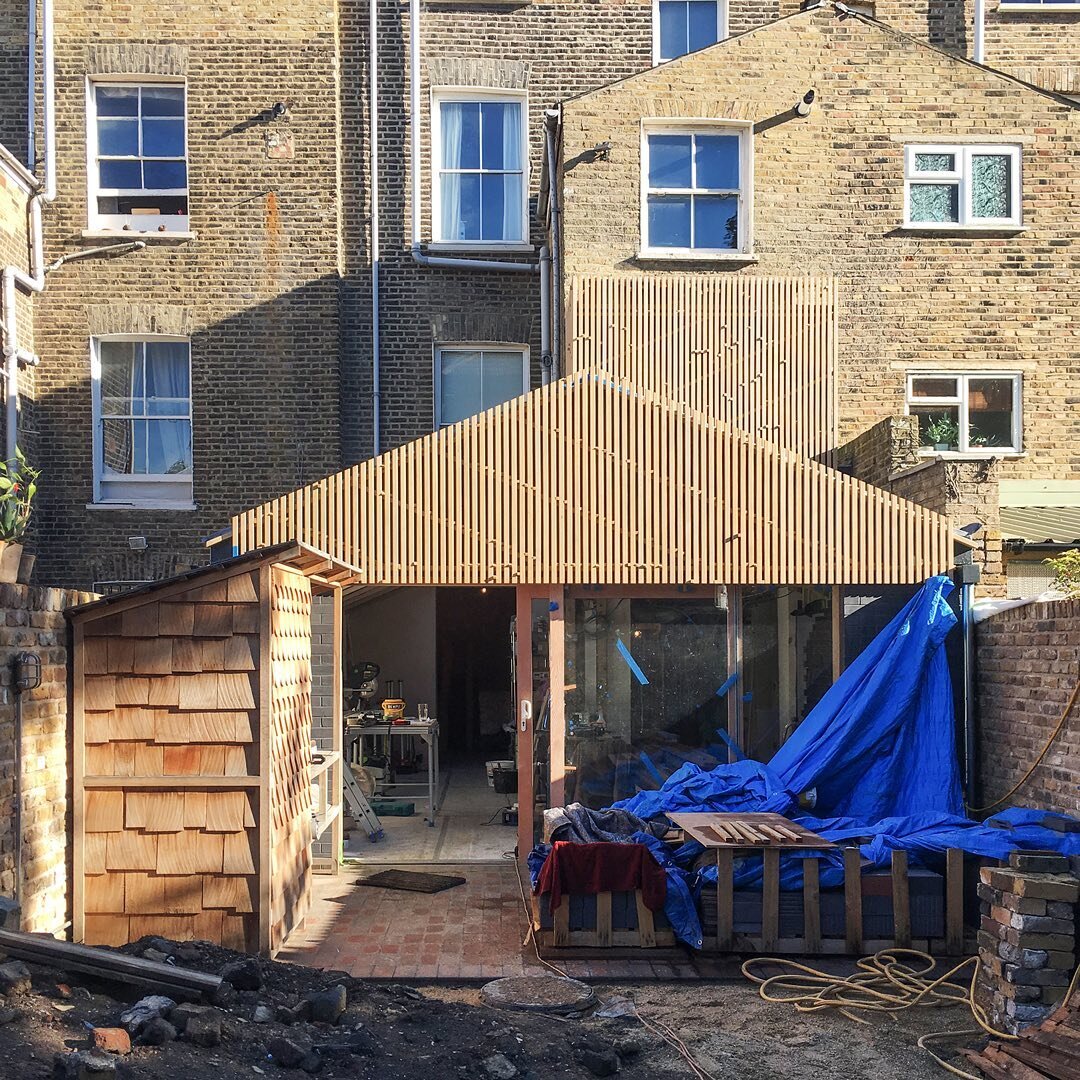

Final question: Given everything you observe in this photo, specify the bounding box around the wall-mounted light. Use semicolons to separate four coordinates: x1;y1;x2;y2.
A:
127;536;147;551
271;101;291;120
795;90;816;117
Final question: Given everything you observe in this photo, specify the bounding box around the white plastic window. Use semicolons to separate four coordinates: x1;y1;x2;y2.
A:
904;145;1021;228
906;372;1022;454
654;0;726;63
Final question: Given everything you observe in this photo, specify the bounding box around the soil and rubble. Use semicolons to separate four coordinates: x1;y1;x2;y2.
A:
0;935;974;1079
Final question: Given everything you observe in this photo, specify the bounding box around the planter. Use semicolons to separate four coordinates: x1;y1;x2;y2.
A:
0;541;23;584
933;443;952;452
16;551;34;584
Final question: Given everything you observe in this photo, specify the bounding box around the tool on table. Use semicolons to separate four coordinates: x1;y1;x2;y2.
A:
381;679;406;723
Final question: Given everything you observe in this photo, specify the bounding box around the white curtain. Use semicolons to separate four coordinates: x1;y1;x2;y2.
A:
439;102;464;241
501;102;522;241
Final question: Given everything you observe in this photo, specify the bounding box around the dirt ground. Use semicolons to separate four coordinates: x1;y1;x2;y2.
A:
0;938;980;1078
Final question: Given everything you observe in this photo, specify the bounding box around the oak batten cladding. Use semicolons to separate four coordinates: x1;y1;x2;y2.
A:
568;276;837;461
231;374;952;586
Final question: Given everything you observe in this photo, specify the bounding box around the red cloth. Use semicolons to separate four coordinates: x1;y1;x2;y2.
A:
536;841;667;914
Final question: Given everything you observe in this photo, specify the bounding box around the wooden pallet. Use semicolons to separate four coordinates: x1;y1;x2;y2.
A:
531;890;675;949
965;987;1080;1078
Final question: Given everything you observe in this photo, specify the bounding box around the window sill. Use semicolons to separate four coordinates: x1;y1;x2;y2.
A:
917;450;1027;461
895;225;1025;236
426;242;535;254
82;229;197;242
997;4;1080;10
86;501;198;511
635;250;758;264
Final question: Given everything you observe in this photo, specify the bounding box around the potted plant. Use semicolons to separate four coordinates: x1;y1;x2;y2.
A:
923;413;959;452
0;448;39;584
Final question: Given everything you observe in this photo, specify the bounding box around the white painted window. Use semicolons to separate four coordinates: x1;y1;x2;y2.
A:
999;0;1079;10
653;0;727;63
903;145;1021;229
906;372;1022;454
431;91;528;246
435;346;529;427
92;337;194;507
641;123;752;256
87;80;188;233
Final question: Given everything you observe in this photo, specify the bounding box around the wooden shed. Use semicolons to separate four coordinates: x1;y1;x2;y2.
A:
68;543;357;955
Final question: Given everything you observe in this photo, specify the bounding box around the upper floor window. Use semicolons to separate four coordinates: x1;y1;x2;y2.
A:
903;145;1021;229
432;92;528;246
436;345;528;427
641;124;752;257
92;337;194;507
654;0;726;62
999;0;1079;9
88;81;188;233
907;373;1021;454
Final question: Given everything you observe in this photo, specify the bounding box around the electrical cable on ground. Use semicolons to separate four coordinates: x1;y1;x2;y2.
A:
966;671;1079;815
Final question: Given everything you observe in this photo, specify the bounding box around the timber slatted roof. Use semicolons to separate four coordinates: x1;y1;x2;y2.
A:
229;373;953;586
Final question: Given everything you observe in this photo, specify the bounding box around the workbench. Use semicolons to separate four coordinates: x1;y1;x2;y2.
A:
345;718;441;825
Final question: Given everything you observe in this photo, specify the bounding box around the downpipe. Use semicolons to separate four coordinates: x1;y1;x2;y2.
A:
543;110;562;380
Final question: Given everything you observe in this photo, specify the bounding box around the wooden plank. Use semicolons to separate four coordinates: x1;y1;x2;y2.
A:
83;915;130;948
106;638;135;674
84;636;111;675
184;792;208;828
946;848;964;955
105;831;157;871
86;790;124;832
84;775;261;790
217;673;256;710
205;791;249;832
715;848;734;952
126;791;186;832
224;635;258;672
844;846;863;955
147;677;180;708
553;901;570;947
223;746;249;776
163;746;204;777
762;847;780;951
132;638;174;675
200;639;227;672
85;873;125;914
158;602;195;636
227;572;259;604
203;876;256;913
595;892;612;948
84;677;116;712
193;605;233;638
163;876;204;915
115;678;151;706
156;831;225;875
223;831;257;875
85;832;108;876
803;857;821;954
121;604;159;638
177;674;219;711
891;849;911;948
123;871;166;913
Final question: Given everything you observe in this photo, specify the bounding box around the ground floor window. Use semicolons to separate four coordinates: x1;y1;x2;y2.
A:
92;336;193;507
906;372;1021;454
435;345;529;427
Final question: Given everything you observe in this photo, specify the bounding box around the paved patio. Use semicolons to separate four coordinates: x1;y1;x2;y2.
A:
278;860;733;981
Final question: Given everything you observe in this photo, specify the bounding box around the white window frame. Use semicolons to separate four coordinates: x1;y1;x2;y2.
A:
85;76;189;235
903;144;1022;230
998;0;1080;11
430;88;530;249
905;371;1023;456
433;344;530;428
639;120;753;259
90;335;195;509
652;0;728;64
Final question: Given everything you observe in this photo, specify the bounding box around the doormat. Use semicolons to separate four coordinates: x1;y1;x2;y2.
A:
355;870;467;894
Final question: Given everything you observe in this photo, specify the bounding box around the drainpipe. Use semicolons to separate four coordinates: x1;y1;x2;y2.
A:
973;0;985;63
407;0;536;276
539;245;551;385
27;0;36;171
370;0;381;455
543;110;562;380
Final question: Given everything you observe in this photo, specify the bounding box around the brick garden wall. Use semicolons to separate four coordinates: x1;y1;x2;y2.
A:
0;583;94;934
975;599;1080;815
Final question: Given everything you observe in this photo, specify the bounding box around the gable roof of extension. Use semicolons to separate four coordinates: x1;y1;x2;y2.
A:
227;372;954;587
556;2;1080;110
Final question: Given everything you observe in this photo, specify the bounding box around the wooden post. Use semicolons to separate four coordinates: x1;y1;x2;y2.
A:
596;892;612;948
891;849;911;948
946;848;964;955
831;585;844;682
716;848;734;952
515;587;534;862
71;620;86;942
549;587;566;810
329;584;344;874
803;857;821;954
727;587;743;759
844;846;863;955
257;562;274;955
762;847;780;951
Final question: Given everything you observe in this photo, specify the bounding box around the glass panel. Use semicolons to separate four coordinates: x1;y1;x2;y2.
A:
687;0;719;52
97;119;139;157
99;341;137;405
563;597;729;809
443;172;480;241
694;194;738;249
102;418;140;474
647;194;691;248
480;350;525;410
912;405;961;448
910;377;958;399
648;134;692;188
145;341;190;400
481;102;521;170
146;419;192;475
658;0;688;59
741;588;781;761
141;86;184;116
142;119;184;158
96;86;139;117
914;152;955;172
439;350;482;425
968;377;1015;449
480;173;522;242
142;160;188;190
440;101;480;170
909;182;959;223
695;134;739;190
99;159;142;189
971;154;1011;219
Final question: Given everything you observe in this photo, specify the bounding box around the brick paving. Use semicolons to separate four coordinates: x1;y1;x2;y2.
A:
278;860;742;981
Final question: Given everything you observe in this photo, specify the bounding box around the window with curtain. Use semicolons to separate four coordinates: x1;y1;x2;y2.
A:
907;372;1021;454
642;126;751;254
904;145;1021;228
89;82;188;232
94;338;194;506
655;0;725;62
436;347;528;426
434;95;527;244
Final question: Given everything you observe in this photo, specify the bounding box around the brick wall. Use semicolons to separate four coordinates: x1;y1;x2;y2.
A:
836;415;921;488
975;599;1080;815
0;583;94;934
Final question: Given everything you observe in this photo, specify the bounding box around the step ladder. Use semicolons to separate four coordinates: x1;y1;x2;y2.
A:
343;765;385;843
